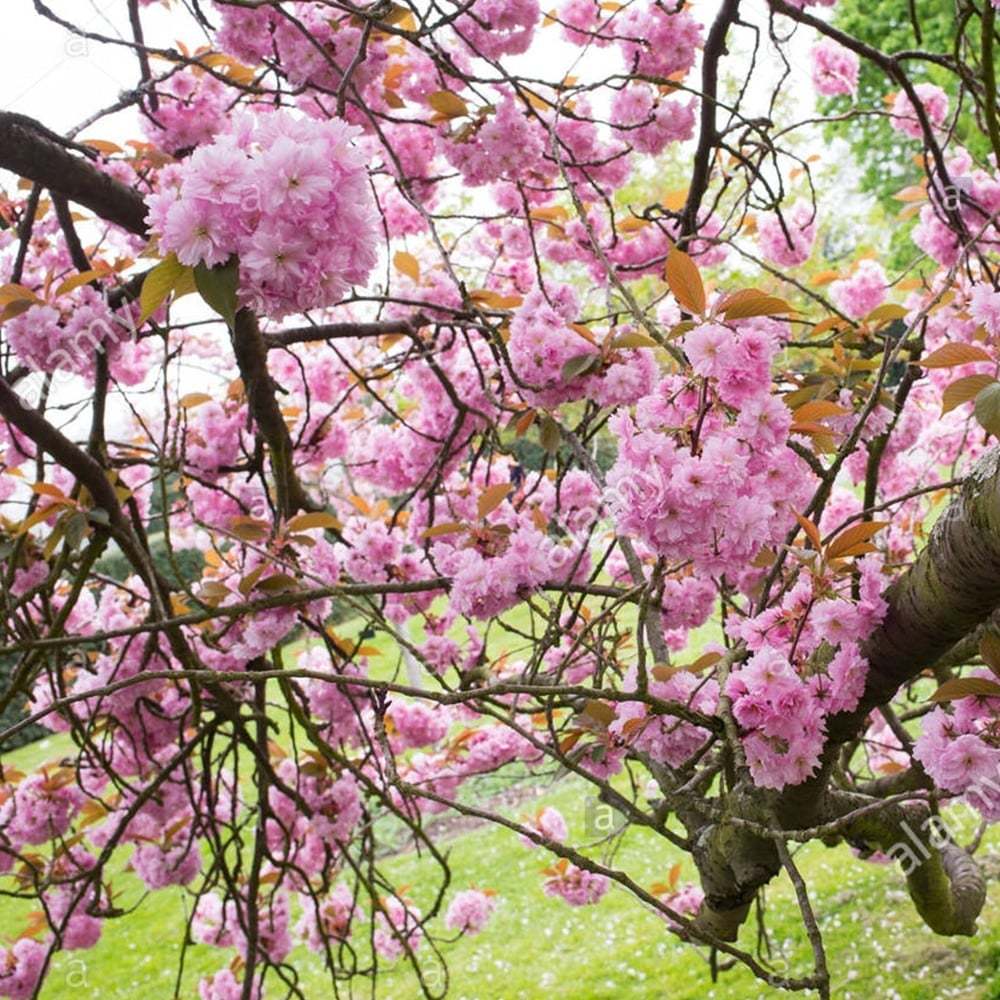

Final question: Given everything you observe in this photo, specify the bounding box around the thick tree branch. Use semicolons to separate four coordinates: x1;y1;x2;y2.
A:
0;112;148;236
695;449;1000;940
830;790;986;936
263;317;429;348
839;449;1000;736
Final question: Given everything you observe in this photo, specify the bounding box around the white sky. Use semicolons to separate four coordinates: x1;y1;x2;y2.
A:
0;0;835;437
2;0;822;137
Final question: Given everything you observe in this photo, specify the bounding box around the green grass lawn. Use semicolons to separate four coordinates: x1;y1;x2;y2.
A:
4;604;1000;998
5;727;1000;1000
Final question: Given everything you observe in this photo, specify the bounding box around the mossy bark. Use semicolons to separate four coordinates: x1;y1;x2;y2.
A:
694;449;1000;941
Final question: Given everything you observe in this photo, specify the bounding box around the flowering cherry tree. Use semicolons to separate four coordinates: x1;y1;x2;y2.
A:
1;0;1000;997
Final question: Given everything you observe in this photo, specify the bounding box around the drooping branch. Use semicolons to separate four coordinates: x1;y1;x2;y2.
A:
768;0;975;244
829;790;986;936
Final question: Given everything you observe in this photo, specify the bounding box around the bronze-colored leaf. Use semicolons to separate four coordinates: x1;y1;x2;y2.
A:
477;483;513;519
930;677;1000;702
665;245;705;316
920;343;993;368
393;250;420;283
941;374;996;415
825;520;888;560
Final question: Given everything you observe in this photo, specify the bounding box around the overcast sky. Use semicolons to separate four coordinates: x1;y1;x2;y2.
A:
4;1;820;137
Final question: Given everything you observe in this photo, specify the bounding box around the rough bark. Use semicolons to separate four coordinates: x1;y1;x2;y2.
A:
831;791;986;935
838;448;1000;736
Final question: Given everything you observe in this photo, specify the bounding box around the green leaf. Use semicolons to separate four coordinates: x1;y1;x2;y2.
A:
139;254;188;325
194;257;240;328
64;511;89;550
974;382;1000;437
561;352;599;381
610;331;659;349
539;415;562;454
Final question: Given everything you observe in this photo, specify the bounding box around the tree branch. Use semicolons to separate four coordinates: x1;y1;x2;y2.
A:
0;112;148;236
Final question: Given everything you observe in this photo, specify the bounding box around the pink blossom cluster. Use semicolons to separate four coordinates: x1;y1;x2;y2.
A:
0;852;107;993
193;889;293;964
610;668;719;768
810;40;859;97
552;97;631;194
145;111;378;319
655;881;705;930
454;0;540;57
297;883;356;952
433;523;570;619
0;772;85;845
605;323;812;579
520;805;569;846
971;283;1000;336
185;400;246;473
442;96;546;187
556;0;611;45
297;647;367;745
890;83;949;139
350;337;499;493
542;862;610;906
757;202;817;267
131;839;202;891
0;939;46;1000
914;149;1000;266
46;882;103;950
6;287;150;383
915;675;1000;819
213;2;389;106
142;67;230;154
610;85;697;156
508;288;656;409
724;558;887;789
614;5;702;79
266;760;362;877
725;646;831;789
373;897;423;960
829;259;888;319
912;202;963;267
388;700;451;749
444;889;498;935
199;968;259;1000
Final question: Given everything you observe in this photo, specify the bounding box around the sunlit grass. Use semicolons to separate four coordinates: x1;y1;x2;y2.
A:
3;602;1000;998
